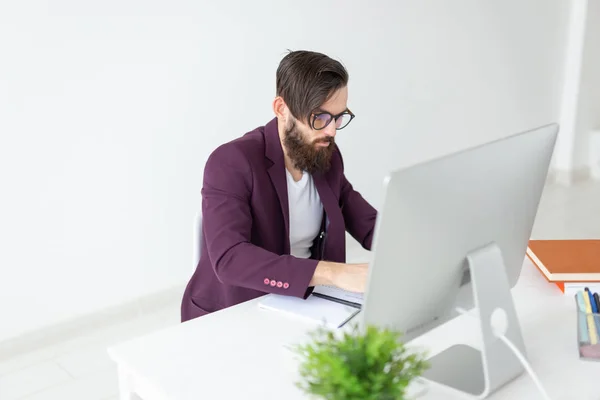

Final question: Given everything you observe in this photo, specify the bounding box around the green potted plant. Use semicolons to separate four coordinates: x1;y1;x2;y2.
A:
293;323;430;400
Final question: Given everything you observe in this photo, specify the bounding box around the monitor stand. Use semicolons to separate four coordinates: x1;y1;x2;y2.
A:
421;243;526;399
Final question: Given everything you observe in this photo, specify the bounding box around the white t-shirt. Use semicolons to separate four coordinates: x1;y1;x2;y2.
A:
286;170;323;258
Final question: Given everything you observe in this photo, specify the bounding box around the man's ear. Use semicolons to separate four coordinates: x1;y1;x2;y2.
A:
272;96;287;120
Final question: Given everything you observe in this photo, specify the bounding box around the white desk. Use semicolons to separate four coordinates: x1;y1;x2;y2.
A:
107;259;600;400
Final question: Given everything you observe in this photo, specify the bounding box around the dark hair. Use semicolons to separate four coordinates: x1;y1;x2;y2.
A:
276;50;349;123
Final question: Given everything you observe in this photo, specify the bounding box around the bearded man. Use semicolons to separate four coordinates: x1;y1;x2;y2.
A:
181;50;377;322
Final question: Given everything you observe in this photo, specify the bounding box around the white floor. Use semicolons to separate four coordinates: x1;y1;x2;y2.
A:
0;305;181;400
1;180;599;400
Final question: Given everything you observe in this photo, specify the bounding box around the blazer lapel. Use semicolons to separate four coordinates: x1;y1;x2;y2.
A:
312;171;345;260
312;172;343;227
264;118;291;254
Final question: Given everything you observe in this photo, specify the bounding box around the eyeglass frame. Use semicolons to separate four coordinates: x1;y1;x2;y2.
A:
309;108;355;131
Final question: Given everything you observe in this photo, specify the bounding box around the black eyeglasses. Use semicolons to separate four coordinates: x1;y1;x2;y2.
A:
310;109;355;131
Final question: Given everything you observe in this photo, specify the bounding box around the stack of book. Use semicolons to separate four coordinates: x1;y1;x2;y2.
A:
526;239;600;295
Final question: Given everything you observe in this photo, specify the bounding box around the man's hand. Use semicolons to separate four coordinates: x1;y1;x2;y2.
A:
333;263;369;293
310;261;369;293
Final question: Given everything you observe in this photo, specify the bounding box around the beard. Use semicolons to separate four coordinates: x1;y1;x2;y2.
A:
283;119;335;174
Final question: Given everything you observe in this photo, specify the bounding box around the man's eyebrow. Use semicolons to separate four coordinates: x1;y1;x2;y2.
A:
315;107;349;115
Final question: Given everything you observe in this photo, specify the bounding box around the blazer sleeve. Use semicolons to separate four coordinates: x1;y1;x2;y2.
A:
337;152;378;250
201;144;318;298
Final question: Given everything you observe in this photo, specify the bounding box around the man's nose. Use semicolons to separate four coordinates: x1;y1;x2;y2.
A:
323;121;337;137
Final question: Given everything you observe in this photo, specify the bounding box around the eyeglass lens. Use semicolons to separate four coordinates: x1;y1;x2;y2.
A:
313;113;352;130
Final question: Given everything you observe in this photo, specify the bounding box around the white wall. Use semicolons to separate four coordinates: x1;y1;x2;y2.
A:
553;0;600;175
573;0;600;170
0;0;570;342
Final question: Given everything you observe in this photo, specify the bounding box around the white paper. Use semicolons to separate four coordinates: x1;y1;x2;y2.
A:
258;294;360;329
312;285;364;305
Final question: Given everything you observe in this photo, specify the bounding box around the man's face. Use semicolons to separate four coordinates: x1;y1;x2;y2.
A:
283;86;349;174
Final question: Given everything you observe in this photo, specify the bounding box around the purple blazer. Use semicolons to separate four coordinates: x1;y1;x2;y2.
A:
181;117;377;322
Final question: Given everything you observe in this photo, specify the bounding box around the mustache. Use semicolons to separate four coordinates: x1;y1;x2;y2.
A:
314;136;334;145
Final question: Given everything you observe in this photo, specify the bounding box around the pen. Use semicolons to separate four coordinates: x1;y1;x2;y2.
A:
337;308;361;328
594;292;600;335
585;289;600;333
587;288;598;313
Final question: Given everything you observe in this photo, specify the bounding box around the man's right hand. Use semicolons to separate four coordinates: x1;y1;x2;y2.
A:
310;261;369;293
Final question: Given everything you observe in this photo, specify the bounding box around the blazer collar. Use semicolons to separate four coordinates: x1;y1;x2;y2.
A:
264;117;284;166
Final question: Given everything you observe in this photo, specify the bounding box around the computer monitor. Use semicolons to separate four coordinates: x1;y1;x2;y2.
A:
358;123;559;398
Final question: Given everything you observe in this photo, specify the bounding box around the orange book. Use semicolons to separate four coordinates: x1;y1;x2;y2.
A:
526;240;600;294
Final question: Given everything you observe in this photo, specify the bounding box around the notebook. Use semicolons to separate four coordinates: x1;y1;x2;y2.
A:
526;239;600;294
258;293;360;329
312;285;364;306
